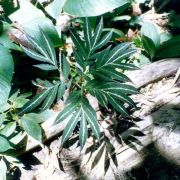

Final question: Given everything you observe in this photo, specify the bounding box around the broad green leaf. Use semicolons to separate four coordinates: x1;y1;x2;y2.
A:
64;0;130;17
160;32;172;43
25;110;52;124
9;2;61;47
61;108;81;144
142;35;156;59
0;122;16;137
0;22;21;51
103;28;125;41
0;45;14;107
20;117;42;142
45;0;66;19
0;103;11;113
11;92;31;109
8;90;20;103
0;135;13;152
141;22;160;48
156;35;180;58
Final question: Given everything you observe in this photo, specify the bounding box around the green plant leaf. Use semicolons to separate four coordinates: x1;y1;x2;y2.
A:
93;31;113;51
0;45;14;108
142;35;156;59
55;93;100;146
141;22;160;48
70;30;87;59
39;29;57;66
94;46;112;69
109;63;140;70
61;108;81;144
0;122;16;137
0;22;21;51
92;17;103;49
73;48;85;71
54;92;81;124
62;56;70;80
9;91;31;109
107;94;129;116
20;116;42;142
19;88;52;115
63;0;131;17
94;67;131;82
33;64;57;71
82;98;100;139
9;1;61;47
84;17;93;51
87;80;138;115
94;43;136;69
40;84;59;112
155;35;180;58
79;110;88;147
45;0;66;19
0;136;13;153
21;30;58;70
25;111;52;124
57;82;66;101
19;80;62;114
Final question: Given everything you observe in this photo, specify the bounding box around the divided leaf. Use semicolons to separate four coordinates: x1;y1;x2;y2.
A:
87;81;138;116
54;93;100;147
21;29;58;70
0;136;13;153
19;80;65;114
